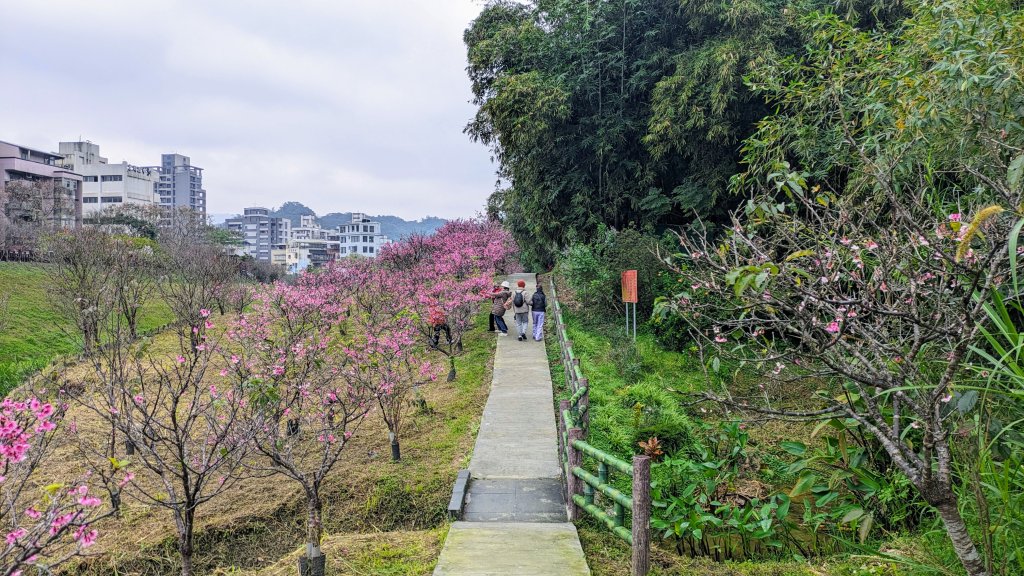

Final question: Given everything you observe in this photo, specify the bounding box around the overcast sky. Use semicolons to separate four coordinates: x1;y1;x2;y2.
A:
0;0;496;221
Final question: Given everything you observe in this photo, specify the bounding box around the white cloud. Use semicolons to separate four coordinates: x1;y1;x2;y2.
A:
0;0;494;220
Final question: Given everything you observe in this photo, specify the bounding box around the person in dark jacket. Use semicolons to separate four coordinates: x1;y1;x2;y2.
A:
491;281;511;336
530;284;547;341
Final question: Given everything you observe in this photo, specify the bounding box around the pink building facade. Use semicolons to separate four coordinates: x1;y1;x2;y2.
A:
0;140;83;231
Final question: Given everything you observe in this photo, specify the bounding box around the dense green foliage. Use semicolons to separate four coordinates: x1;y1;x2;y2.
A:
558;227;676;319
464;0;902;267
738;0;1024;203
651;0;1024;573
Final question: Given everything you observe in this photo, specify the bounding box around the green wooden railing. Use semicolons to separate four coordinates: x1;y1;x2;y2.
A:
549;279;650;576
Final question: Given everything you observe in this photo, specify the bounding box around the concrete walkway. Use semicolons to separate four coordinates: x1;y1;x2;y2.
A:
434;273;591;576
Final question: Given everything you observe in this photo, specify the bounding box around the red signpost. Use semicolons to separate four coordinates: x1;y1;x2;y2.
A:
622;270;637;340
621;270;637;303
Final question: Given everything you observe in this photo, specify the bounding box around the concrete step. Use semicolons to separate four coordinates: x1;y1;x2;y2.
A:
433;522;590;576
462;478;566;523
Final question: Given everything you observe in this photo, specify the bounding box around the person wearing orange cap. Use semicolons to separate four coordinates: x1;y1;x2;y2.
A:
511;279;530;341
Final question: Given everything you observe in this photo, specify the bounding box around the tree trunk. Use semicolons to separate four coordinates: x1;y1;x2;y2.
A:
306;493;324;561
934;498;988;576
390;431;401;462
299;492;326;576
178;513;195;576
127;311;138;339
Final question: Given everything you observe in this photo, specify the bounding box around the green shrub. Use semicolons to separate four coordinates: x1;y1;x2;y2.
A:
609;340;648;385
559;227;676;321
650;310;692;352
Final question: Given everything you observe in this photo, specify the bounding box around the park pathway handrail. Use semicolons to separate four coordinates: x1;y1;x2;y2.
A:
549;279;650;576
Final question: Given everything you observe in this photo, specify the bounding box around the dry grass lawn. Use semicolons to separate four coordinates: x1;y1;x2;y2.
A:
16;310;495;575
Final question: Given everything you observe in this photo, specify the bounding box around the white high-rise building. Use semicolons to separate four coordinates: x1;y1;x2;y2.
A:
337;213;388;257
59;141;160;216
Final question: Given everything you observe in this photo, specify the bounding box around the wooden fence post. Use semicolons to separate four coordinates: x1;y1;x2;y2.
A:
567;427;583;522
631;455;651;576
564;340;573;387
578;377;590;434
558;401;570;458
558;400;571;504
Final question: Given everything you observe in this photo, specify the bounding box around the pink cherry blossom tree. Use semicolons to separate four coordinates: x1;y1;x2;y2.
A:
379;219;520;381
346;266;440;462
0;397;116;575
100;315;255;576
223;280;373;575
65;313;134;515
666;172;1022;576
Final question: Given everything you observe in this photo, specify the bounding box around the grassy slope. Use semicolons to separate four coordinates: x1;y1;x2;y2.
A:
54;310;495;575
0;262;174;393
0;263;76;360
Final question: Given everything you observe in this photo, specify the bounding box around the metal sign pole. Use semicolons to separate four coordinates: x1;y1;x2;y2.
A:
626;301;634;340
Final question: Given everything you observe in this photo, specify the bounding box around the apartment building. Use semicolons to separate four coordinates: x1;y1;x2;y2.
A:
58;141;159;215
0;140;83;236
284;214;337;272
224;207;291;262
337;212;388;257
156;153;206;220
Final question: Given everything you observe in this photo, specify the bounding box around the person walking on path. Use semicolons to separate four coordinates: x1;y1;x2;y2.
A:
530;284;547;341
486;284;499;332
511;279;530;341
491;281;511;336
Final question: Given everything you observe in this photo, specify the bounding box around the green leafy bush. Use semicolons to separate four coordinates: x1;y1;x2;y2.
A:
559;227;676;321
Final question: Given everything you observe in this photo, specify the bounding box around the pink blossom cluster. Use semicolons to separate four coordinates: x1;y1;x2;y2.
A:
0;397;114;572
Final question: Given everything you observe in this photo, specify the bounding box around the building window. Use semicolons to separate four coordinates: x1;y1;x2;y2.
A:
83;197;99;203
369;246;374;253
369;226;374;232
84;176;99;182
100;175;123;182
101;196;123;203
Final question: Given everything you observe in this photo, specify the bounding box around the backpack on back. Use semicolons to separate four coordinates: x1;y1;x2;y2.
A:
513;291;525;307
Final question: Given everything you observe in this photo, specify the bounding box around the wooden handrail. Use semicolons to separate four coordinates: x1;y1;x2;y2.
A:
548;277;650;576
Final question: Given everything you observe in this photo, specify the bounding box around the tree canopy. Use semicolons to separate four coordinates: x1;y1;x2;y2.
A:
465;0;903;267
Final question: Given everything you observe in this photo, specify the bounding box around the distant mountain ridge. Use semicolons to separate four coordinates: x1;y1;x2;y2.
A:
269;202;447;239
